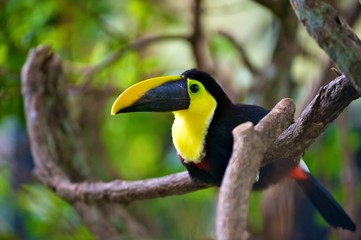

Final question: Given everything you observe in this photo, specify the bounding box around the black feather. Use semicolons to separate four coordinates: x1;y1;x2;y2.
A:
296;173;356;231
180;69;356;231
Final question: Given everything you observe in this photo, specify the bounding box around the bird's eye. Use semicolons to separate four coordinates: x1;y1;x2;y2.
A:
190;84;199;93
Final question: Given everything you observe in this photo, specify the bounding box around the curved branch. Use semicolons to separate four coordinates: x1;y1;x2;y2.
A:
20;1;361;237
21;46;70;182
56;172;209;204
21;0;361;206
21;45;210;203
21;45;360;205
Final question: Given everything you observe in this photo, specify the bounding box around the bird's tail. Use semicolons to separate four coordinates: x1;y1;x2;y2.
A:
289;164;356;232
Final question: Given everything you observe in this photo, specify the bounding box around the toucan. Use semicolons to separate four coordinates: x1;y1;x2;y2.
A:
111;68;356;231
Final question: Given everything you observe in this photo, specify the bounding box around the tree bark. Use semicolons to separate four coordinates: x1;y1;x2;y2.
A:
216;99;295;240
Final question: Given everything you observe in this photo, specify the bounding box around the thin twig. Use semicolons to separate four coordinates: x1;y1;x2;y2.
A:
82;34;189;89
218;30;258;75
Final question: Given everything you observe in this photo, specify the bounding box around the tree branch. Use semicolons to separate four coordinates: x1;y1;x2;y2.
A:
20;0;361;209
290;0;361;92
189;0;212;71
21;45;360;205
263;74;360;165
262;0;361;164
19;1;361;238
56;171;209;204
217;30;258;75
21;45;210;204
82;34;189;89
21;46;71;182
216;98;295;240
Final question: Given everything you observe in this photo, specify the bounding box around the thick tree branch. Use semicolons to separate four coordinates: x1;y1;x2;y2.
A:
21;0;361;207
262;0;361;164
21;45;360;205
22;46;92;181
297;1;361;114
216;98;295;240
21;45;210;203
18;1;361;238
290;0;361;92
21;46;71;182
263;75;360;165
56;171;209;204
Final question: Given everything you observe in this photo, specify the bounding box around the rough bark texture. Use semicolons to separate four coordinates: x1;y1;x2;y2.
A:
22;46;70;183
56;171;209;204
21;45;210;205
21;0;361;237
264;75;359;165
290;0;361;93
216;99;295;240
21;45;360;205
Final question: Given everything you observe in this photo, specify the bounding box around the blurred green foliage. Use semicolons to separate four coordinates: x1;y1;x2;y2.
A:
0;0;360;239
0;166;93;239
17;184;93;240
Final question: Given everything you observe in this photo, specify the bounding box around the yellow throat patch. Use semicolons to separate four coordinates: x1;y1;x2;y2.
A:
172;79;217;163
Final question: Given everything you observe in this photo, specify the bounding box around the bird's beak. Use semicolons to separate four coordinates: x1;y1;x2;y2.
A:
111;76;190;115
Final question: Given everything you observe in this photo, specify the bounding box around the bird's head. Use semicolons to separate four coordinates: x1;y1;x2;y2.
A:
111;69;232;163
111;69;231;115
